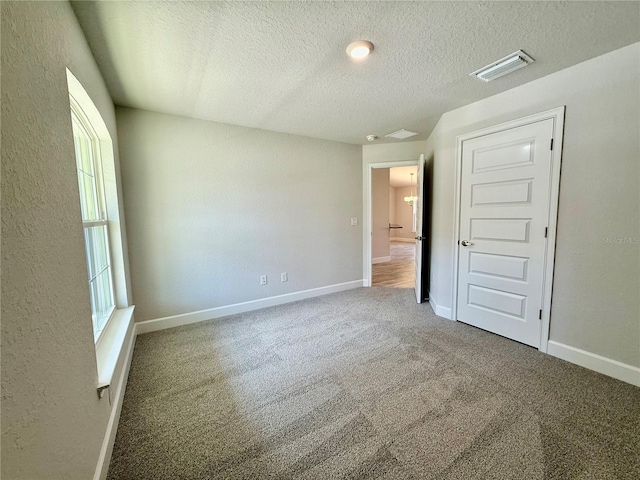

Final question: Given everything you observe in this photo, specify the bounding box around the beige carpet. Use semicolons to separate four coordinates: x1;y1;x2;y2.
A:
108;287;640;479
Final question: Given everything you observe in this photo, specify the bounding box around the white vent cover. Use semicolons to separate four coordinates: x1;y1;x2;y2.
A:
470;50;535;82
385;129;419;139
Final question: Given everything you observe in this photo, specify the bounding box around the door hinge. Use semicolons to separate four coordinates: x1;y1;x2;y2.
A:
550;138;554;150
544;227;548;238
539;309;542;320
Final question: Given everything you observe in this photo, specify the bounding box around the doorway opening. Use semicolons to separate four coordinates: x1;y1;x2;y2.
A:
364;156;429;303
371;166;418;288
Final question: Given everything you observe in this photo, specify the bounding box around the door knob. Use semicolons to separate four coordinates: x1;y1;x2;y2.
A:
415;236;426;241
461;240;474;246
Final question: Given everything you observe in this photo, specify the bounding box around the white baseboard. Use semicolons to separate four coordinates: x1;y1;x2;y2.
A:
428;294;453;320
94;322;137;480
372;256;391;264
136;280;365;335
390;237;415;243
546;341;640;387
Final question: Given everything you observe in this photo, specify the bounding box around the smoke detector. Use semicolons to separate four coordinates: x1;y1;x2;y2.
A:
366;135;378;142
470;50;535;82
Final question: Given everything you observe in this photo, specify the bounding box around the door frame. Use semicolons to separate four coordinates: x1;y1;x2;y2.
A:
451;107;565;353
363;159;420;287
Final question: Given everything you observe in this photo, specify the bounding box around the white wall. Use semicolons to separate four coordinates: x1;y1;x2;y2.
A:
1;2;132;478
116;108;363;322
372;168;390;259
362;141;425;166
425;43;640;368
388;186;397;225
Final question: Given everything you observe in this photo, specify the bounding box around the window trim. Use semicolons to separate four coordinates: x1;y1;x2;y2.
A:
70;96;117;343
67;68;135;391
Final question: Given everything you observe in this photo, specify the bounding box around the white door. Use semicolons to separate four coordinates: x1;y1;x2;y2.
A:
457;119;554;347
414;154;425;303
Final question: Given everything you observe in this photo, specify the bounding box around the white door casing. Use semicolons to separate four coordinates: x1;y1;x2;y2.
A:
414;154;425;303
453;108;565;350
364;160;420;288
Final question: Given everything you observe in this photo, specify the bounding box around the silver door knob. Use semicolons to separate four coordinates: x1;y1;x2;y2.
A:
415;236;426;241
461;240;474;246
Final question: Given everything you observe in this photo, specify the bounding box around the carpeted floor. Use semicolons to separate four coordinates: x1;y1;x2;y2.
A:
108;287;640;479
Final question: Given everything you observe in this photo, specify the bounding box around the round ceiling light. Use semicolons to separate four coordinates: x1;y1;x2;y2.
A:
346;40;374;59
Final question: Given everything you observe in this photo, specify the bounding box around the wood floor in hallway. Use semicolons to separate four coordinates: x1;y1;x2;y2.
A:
372;240;415;288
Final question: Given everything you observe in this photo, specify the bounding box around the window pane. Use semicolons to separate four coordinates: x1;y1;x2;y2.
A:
72;119;94;175
78;172;99;221
84;225;110;280
89;275;99;334
90;268;114;335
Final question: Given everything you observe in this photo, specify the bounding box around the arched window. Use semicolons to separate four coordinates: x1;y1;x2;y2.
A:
67;68;133;390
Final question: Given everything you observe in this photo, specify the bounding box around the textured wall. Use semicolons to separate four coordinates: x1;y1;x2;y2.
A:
371;168;390;259
1;2;130;478
116;108;363;322
425;43;640;367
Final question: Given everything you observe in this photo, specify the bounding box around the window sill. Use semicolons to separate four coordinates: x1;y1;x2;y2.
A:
96;306;135;388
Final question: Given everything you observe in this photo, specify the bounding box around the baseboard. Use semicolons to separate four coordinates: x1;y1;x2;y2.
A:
390;237;416;243
546;341;640;387
93;322;137;480
372;256;391;264
428;294;453;320
136;280;365;335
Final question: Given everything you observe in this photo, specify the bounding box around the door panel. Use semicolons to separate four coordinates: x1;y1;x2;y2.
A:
468;252;528;281
472;138;535;173
457;119;554;347
467;284;527;319
414;154;425;303
470;218;531;243
471;179;532;206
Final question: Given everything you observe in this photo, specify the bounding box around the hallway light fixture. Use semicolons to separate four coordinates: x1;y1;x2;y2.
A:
404;173;417;206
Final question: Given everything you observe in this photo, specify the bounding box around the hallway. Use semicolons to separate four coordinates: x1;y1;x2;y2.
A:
372;241;415;288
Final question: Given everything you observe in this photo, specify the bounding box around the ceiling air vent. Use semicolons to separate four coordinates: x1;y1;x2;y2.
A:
385;129;418;140
470;50;534;82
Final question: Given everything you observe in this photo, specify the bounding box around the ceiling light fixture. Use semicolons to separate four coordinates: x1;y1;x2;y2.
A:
346;40;374;59
404;173;417;206
470;50;535;82
366;134;377;142
386;129;418;140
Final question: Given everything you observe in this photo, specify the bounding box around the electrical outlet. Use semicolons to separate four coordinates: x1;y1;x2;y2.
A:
281;272;288;282
351;217;358;226
260;275;267;285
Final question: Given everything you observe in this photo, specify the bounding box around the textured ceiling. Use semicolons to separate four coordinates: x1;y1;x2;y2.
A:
71;1;640;145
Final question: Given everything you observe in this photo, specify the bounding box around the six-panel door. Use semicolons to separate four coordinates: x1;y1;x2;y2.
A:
457;119;554;347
